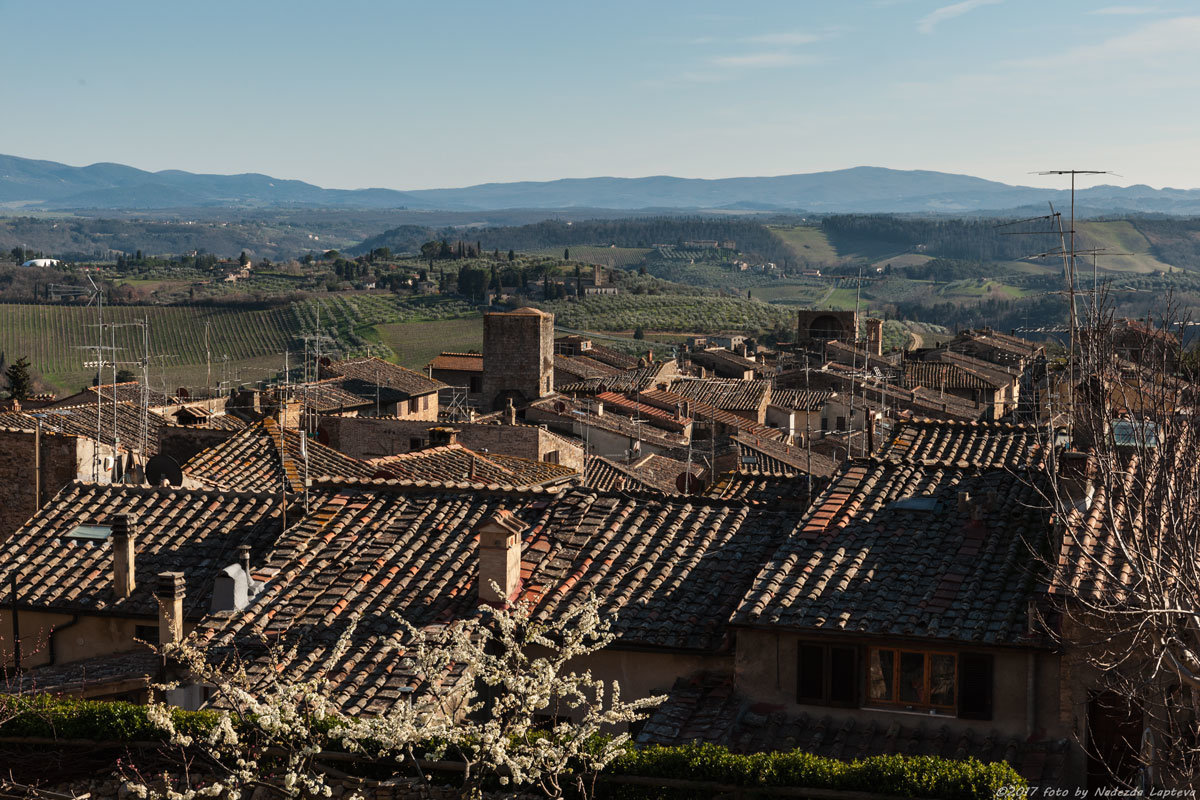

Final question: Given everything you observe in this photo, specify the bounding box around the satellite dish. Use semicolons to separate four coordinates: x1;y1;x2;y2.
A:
176;387;191;400
146;454;183;487
316;426;331;445
555;400;566;413
675;472;704;494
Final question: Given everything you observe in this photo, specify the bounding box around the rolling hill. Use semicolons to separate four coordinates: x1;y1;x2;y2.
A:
6;154;1200;214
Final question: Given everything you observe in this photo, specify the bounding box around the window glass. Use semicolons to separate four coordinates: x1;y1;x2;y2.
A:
899;652;925;703
930;654;956;706
868;649;894;701
797;644;825;701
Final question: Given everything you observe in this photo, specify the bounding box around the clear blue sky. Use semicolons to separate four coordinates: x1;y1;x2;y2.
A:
3;1;1196;191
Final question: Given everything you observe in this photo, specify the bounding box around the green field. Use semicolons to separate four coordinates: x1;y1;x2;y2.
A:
374;316;485;370
1076;221;1177;274
534;294;794;334
0;303;300;393
537;246;653;268
770;225;841;265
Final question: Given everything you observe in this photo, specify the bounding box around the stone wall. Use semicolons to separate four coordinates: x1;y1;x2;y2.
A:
159;425;240;465
317;416;583;473
0;430;105;541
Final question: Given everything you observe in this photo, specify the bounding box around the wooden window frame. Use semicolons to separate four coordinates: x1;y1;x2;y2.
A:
866;646;957;712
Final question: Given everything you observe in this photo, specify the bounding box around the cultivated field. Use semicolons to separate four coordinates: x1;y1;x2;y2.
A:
770;225;842;265
374;316;485;370
0;303;299;393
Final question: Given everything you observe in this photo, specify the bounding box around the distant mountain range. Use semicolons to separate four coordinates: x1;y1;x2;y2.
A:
4;154;1200;215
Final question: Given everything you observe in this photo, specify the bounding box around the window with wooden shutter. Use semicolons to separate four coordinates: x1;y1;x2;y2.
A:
957;652;994;720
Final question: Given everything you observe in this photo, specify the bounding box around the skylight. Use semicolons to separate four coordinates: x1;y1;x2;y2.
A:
65;524;112;541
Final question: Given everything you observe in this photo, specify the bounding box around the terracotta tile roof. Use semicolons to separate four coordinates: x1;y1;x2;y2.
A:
595;391;691;429
816;362;984;421
0;402;167;453
733;459;1051;644
0;482;285;620
291;378;373;412
4;650;160;697
80;382;174;408
531;396;691;450
640;388;783;441
769;388;833;413
878;419;1045;469
952;328;1044;359
558;362;675;395
426;352;484;373
637;673;1070;787
195;484;799;712
184;418;374;493
584;454;700;495
926;350;1018;388
521;490;802;651
670;378;771;412
554;354;623;383
688;348;764;376
702;471;821;510
368;444;577;488
734;433;840;479
903;361;993;391
320;356;445;396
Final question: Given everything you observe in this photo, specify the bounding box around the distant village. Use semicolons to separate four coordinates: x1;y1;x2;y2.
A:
0;301;1189;793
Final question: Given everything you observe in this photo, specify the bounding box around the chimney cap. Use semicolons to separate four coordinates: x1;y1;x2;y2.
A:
156;571;186;599
111;513;138;538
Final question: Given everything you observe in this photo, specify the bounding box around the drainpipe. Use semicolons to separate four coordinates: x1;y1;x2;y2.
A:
48;614;82;665
33;417;41;510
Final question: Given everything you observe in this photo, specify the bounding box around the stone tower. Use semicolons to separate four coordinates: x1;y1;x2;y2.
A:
482;307;555;411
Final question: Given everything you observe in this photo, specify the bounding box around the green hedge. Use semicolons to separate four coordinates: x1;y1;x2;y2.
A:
0;696;1024;799
605;743;1024;800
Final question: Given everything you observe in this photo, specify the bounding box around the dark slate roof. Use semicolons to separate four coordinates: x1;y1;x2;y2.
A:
184;418;374;493
670;378;771;412
878;419;1046;469
320;356;445;396
0;482;284;620
637;673;1071;788
732;459;1052;645
368;444;578;488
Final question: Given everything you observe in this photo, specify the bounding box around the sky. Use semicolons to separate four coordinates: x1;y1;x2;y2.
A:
2;0;1197;192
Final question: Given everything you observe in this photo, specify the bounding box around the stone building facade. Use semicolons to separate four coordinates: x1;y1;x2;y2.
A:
482;308;554;411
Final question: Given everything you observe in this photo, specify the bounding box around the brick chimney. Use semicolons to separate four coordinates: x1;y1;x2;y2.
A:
477;510;527;605
156;571;186;646
111;513;137;599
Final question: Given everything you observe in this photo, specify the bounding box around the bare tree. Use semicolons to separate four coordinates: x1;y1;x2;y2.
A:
1043;290;1200;789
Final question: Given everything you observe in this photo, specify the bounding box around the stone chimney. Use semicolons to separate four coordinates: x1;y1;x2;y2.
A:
866;318;883;357
504;398;517;426
594;400;604;417
111;513;137;599
156;571;186;646
429;427;461;447
477;510;527;605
